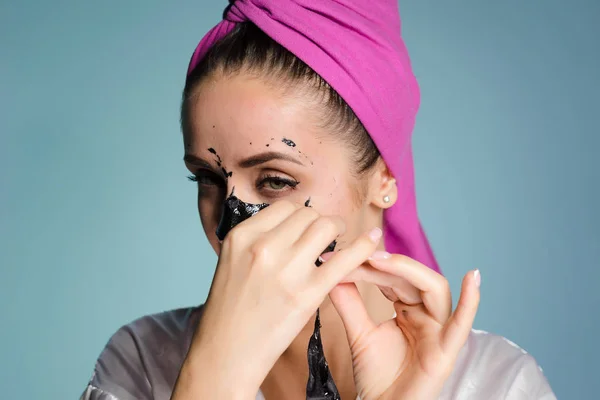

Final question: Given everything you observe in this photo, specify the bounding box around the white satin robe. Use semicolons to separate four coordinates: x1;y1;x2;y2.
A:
80;306;556;400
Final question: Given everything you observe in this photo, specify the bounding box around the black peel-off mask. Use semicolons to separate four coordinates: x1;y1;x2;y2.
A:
215;192;340;400
215;191;269;241
306;309;341;400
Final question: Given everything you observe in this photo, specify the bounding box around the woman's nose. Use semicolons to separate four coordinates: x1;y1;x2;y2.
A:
215;180;270;241
223;179;262;205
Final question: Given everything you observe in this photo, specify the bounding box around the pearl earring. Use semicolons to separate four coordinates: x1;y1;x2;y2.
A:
383;195;390;203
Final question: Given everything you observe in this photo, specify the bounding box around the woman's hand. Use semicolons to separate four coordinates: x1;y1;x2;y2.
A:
329;254;481;400
172;201;383;400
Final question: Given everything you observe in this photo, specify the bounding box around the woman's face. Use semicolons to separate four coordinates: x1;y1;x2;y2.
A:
184;72;385;255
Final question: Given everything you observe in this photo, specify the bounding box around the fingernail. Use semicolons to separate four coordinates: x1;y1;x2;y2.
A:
368;227;383;243
318;252;335;263
473;269;481;287
369;251;391;260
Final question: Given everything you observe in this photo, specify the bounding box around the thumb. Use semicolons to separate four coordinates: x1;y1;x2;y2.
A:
441;269;481;354
329;282;376;346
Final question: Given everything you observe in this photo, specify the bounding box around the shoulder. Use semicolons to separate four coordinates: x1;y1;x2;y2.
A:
441;329;556;399
81;306;204;400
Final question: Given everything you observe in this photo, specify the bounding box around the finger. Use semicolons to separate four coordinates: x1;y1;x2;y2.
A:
368;255;452;325
341;264;422;305
393;302;433;333
310;227;382;292
229;199;299;235
221;200;300;254
378;285;400;302
329;283;376;345
292;214;346;261
441;270;481;354
320;252;417;302
259;206;325;250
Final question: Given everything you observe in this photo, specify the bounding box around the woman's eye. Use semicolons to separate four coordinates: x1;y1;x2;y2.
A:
187;171;224;187
267;179;288;190
257;174;299;193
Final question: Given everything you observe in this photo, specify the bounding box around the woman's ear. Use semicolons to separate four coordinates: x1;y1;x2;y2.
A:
368;158;397;209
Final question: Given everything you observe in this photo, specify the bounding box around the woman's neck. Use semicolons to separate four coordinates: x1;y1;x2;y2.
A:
260;282;394;400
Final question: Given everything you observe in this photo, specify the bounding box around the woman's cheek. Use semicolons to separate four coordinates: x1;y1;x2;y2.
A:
333;197;367;250
197;195;222;255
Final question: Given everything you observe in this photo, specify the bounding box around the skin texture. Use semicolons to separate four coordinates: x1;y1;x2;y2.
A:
173;71;480;400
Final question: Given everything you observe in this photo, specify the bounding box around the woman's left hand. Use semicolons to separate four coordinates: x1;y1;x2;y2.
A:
328;254;481;400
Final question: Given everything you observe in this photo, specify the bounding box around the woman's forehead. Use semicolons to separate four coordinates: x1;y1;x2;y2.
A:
186;75;325;158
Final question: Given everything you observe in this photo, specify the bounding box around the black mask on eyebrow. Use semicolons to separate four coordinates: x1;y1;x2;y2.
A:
215;192;341;400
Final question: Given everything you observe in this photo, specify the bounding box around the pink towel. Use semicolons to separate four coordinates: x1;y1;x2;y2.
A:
187;0;440;273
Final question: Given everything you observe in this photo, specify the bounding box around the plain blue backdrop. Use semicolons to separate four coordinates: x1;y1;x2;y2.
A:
1;1;598;398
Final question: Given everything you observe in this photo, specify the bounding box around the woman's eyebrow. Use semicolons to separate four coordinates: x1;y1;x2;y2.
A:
183;154;213;168
238;151;304;168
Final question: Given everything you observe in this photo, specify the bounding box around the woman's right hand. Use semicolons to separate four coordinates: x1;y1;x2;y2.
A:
171;200;383;400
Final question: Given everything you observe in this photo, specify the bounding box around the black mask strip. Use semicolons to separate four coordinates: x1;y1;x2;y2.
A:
306;308;341;400
215;192;340;400
215;191;269;241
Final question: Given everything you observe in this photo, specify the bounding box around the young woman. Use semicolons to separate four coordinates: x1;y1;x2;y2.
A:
81;1;555;399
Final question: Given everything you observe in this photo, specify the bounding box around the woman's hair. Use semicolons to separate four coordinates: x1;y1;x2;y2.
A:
181;22;380;176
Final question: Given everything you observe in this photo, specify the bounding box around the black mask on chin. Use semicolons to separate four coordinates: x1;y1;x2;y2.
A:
215;191;340;400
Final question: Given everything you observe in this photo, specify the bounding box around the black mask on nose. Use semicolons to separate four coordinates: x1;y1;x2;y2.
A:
215;193;269;241
214;191;341;399
215;192;336;258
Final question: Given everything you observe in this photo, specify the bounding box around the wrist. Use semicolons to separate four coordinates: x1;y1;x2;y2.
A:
173;355;255;400
379;373;445;400
179;339;261;399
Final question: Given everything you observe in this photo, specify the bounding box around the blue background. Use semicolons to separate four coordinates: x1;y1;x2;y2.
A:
1;1;598;398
